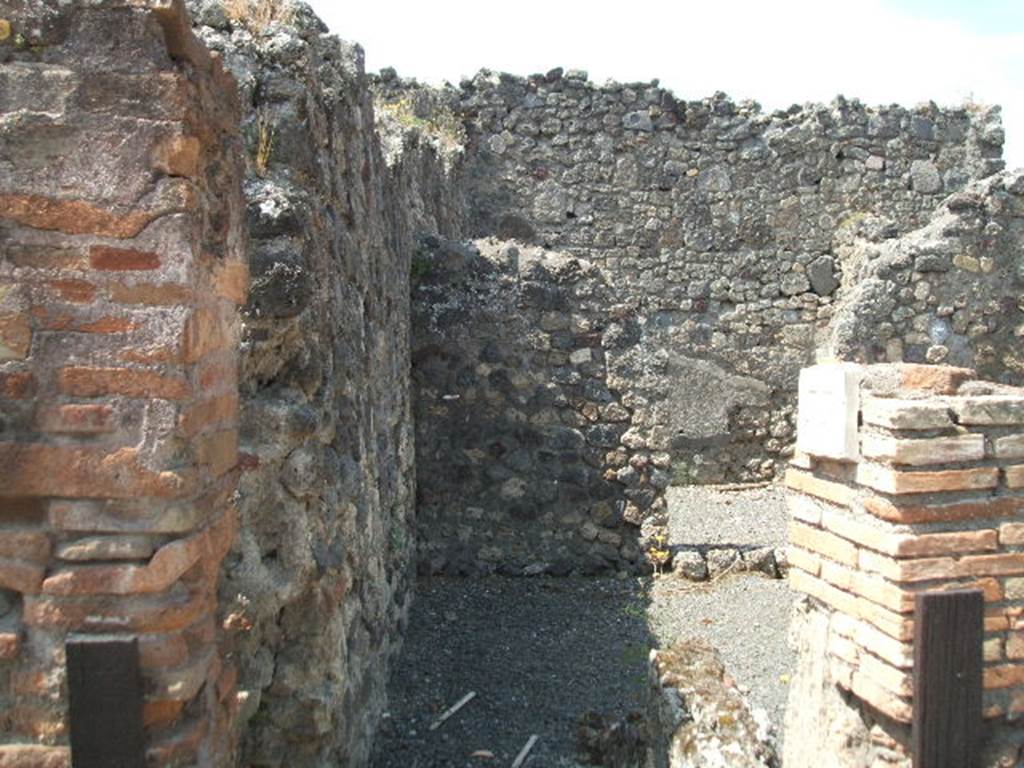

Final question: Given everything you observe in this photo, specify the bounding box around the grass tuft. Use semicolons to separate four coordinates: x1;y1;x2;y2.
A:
222;0;295;34
252;107;275;178
376;95;466;155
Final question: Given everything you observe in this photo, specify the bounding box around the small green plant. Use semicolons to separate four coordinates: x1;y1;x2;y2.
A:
648;532;671;574
836;210;870;234
376;95;466;155
671;461;697;486
620;643;649;668
410;253;433;283
622;600;646;621
251;108;275;178
2;13;41;52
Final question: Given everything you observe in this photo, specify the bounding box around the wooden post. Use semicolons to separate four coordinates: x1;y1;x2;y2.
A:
67;636;146;768
912;589;983;768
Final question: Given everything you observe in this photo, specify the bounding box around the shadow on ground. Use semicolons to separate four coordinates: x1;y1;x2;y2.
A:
371;486;796;767
370;576;653;768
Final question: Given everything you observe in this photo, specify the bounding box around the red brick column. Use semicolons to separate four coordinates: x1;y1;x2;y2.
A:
0;1;246;765
787;363;1024;726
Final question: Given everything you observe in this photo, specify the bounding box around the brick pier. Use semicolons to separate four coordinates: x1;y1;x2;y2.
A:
787;363;1024;754
0;1;246;765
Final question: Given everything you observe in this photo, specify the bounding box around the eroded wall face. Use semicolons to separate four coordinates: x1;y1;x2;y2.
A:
828;169;1024;380
189;4;464;765
0;1;246;764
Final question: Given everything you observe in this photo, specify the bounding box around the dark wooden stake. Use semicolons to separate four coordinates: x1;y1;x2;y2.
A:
66;635;146;768
912;589;983;768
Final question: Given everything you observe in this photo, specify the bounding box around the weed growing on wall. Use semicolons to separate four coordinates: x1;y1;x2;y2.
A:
671;462;698;486
410;253;434;284
223;0;295;33
247;107;276;178
376;95;466;156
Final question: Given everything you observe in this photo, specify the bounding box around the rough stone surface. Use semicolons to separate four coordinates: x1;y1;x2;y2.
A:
828;169;1024;383
0;0;246;763
575;641;780;768
389;70;1004;491
648;641;778;768
6;0;1024;765
187;3;463;765
411;238;646;574
389;68;1013;575
671;551;708;581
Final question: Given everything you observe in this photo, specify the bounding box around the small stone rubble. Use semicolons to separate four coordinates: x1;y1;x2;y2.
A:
577;641;778;768
667;485;790;582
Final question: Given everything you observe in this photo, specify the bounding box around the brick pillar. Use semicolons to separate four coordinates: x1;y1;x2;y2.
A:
0;1;246;765
785;362;1024;762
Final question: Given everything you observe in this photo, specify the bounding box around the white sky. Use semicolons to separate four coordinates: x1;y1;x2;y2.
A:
306;0;1023;168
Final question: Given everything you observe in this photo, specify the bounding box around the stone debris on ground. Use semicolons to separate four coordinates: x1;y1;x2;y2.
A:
667;485;789;580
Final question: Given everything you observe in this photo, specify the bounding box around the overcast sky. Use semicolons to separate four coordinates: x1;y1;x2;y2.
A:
306;0;1023;168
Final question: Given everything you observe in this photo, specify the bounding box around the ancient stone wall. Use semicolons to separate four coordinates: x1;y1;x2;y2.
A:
447;71;1003;484
412;238;647;575
391;68;1009;575
3;0;1023;763
785;362;1024;766
828;169;1024;380
188;3;464;765
0;0;246;764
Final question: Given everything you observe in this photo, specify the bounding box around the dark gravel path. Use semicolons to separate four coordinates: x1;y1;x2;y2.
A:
372;487;795;767
370;577;652;768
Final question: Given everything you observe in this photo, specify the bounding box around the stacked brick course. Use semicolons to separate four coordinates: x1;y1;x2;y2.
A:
0;1;245;765
787;362;1024;725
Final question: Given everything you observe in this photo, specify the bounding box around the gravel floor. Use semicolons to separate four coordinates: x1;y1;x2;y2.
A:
370;577;652;768
667;484;788;548
371;487;795;767
657;484;795;731
648;575;795;732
